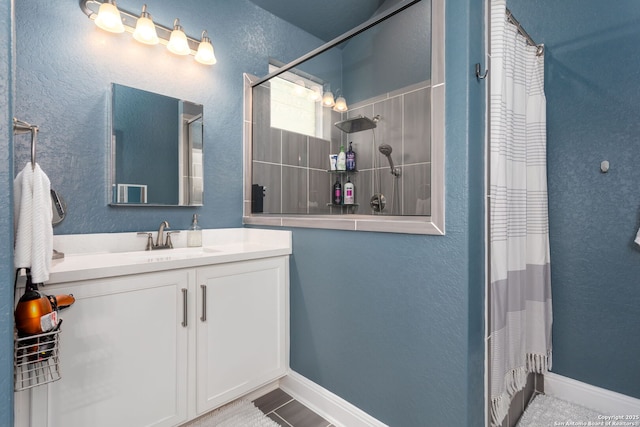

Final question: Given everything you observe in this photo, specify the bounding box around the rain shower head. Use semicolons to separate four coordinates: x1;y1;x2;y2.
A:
334;115;378;134
378;144;401;177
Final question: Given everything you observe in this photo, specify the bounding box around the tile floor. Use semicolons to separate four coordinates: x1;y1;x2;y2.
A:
253;388;335;427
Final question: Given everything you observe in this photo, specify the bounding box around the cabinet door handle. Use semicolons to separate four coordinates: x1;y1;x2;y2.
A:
200;284;207;322
181;288;188;327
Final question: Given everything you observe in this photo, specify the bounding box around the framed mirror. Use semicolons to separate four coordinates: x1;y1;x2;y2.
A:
109;83;203;206
244;0;444;235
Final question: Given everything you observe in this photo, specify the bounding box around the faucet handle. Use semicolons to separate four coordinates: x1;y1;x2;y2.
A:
166;231;180;248
137;232;154;251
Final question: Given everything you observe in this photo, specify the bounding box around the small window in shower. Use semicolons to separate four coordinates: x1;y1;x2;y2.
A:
269;64;324;139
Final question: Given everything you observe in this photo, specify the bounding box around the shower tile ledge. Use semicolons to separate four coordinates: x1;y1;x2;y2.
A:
244;214;444;235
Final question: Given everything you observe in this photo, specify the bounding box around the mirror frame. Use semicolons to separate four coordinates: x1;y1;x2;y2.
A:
109;83;204;207
243;0;444;235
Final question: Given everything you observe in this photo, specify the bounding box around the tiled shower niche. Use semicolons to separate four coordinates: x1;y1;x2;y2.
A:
252;80;432;217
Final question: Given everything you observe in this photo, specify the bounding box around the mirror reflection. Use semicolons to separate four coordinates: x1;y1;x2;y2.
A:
251;0;431;217
110;84;203;206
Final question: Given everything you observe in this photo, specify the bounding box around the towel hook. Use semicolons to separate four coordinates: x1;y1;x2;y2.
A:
475;63;488;81
13;118;39;170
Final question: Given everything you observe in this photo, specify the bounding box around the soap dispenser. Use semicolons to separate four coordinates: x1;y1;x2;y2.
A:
187;214;202;247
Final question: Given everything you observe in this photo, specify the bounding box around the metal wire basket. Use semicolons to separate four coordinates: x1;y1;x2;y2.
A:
14;328;61;391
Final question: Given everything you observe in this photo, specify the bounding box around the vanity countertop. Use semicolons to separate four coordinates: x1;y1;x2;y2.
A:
47;228;291;284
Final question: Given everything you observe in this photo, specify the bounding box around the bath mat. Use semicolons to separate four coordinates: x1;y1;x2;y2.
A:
516;394;604;427
182;399;280;427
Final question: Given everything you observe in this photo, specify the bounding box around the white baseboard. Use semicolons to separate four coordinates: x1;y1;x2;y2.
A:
242;379;282;403
279;371;388;427
544;372;640;415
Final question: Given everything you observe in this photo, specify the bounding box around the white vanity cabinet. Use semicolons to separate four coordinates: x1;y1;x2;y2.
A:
30;269;190;427
195;257;289;414
21;253;289;427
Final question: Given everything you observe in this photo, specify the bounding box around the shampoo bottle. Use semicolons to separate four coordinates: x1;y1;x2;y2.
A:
187;214;202;247
336;144;346;171
332;179;342;205
346;142;356;171
344;178;355;205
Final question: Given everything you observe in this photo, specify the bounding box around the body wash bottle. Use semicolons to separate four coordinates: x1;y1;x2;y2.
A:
344;178;355;205
187;214;202;247
336;144;346;171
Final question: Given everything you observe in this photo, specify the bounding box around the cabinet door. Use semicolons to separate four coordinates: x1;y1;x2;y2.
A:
35;270;190;427
195;257;288;414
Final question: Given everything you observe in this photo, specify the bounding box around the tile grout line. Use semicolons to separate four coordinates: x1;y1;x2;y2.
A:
255;390;332;427
270;412;294;427
264;397;295;416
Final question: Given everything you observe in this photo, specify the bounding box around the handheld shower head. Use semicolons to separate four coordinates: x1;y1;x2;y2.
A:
378;143;396;170
378;143;393;157
378;144;401;177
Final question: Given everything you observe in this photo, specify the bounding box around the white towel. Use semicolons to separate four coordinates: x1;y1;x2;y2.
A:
14;162;53;283
636;227;640;246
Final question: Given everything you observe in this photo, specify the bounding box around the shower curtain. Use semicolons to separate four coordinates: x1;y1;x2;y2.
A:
489;1;552;426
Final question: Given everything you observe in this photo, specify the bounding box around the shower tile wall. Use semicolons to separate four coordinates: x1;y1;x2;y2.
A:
252;81;432;216
340;81;432;216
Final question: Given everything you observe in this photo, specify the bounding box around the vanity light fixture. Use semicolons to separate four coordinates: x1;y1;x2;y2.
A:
293;79;306;97
333;95;348;112
132;4;158;45
80;0;218;66
195;31;217;65
167;19;190;55
308;85;322;102
322;90;335;108
94;0;125;33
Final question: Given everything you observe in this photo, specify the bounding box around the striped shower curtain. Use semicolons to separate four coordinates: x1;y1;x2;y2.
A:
489;1;553;426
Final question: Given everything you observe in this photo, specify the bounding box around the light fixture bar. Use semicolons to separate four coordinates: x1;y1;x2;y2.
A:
79;0;201;55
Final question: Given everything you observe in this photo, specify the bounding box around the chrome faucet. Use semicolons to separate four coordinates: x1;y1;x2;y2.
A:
137;221;179;250
156;221;169;247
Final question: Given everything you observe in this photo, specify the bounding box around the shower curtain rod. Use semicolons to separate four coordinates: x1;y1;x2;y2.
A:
506;8;544;56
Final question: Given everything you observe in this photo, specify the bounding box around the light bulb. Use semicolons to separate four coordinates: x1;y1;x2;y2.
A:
293;80;306;96
133;5;158;45
333;96;348;112
308;85;322;102
95;0;124;33
167;19;191;56
322;91;335;108
195;31;217;65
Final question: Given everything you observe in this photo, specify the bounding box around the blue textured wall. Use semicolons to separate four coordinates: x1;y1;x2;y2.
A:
0;0;14;424
287;0;486;425
5;0;486;426
508;0;640;398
